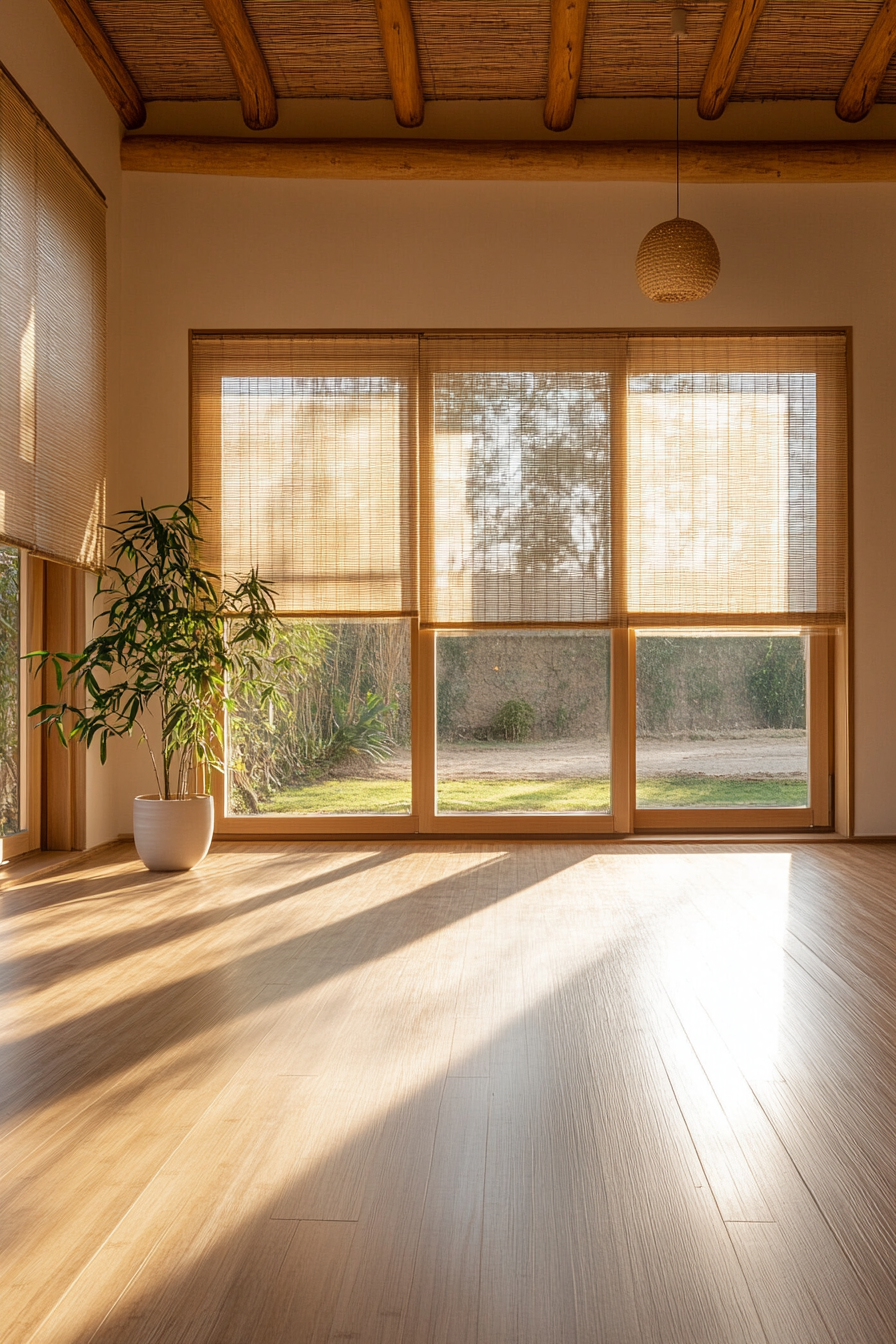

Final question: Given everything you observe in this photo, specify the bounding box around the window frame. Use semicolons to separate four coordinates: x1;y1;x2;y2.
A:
2;553;43;860
626;626;832;834
196;328;850;841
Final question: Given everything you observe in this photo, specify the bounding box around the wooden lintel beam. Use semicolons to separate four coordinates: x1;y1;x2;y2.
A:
544;0;590;132
200;0;277;131
836;0;896;123
698;0;769;121
374;0;424;128
120;136;896;184
46;0;145;129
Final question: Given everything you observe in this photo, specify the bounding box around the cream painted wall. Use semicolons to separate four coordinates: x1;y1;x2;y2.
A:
119;173;896;834
1;0;123;848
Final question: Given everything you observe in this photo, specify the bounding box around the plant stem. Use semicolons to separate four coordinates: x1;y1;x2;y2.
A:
137;724;163;799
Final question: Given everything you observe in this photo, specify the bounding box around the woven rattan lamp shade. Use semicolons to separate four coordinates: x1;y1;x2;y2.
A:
636;217;720;303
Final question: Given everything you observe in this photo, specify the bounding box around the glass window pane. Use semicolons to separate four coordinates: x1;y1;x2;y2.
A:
227;619;411;816
0;545;21;837
430;369;612;622
218;367;413;613
627;373;817;616
636;631;808;809
436;631;610;815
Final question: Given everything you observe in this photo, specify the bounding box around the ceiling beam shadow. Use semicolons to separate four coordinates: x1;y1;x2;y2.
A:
836;0;896;123
698;0;769;121
544;0;590;132
45;0;145;129
373;0;425;128
200;0;278;131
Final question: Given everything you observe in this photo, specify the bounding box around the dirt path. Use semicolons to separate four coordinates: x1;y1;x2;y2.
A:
377;730;807;780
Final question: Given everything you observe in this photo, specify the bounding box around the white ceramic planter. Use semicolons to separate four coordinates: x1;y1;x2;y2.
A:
133;795;214;872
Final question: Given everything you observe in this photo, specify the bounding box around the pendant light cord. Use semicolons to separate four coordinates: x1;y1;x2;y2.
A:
675;35;680;218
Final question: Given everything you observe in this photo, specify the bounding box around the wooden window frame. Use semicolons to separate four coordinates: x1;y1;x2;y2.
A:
213;619;841;840
4;555;87;862
2;552;40;860
200;328;850;842
626;626;835;835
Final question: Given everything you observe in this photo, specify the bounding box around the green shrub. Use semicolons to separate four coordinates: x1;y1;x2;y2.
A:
323;691;395;763
436;636;470;735
635;637;681;734
490;698;535;742
747;639;806;729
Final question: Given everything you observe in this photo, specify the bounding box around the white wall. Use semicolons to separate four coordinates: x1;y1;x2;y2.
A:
119;173;896;835
0;0;123;847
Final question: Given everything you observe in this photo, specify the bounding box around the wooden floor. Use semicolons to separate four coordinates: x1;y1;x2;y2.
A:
1;840;894;1344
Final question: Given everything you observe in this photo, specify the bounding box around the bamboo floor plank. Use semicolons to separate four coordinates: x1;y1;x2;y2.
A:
662;853;895;1309
1;839;893;1344
556;852;763;1344
325;847;477;1344
726;1221;837;1344
664;977;895;1344
650;1001;775;1223
15;845;424;1344
228;1219;357;1344
0;982;300;1339
399;1075;489;1344
30;1074;321;1343
752;1075;896;1320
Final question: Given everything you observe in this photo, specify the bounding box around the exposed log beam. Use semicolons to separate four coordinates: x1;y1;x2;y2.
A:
836;0;896;122
46;0;145;129
200;0;277;131
120;136;896;184
373;0;424;128
544;0;590;132
698;0;769;121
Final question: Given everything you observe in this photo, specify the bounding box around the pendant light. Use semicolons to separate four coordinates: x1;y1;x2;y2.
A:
636;8;720;303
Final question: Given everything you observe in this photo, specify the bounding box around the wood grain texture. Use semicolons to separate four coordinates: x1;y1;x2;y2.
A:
698;0;771;120
45;0;145;129
41;563;85;854
374;0;425;128
836;0;896;121
544;0;590;132
3;838;894;1343
75;1;896;103
200;0;278;130
120;134;896;182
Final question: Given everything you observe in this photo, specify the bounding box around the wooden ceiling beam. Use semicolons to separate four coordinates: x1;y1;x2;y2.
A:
698;0;770;121
200;0;277;131
544;0;590;132
836;0;896;122
46;0;145;129
120;136;896;184
373;0;425;128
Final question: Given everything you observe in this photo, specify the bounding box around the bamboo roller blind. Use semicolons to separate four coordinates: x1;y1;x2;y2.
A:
191;331;847;627
0;67;106;570
191;335;418;613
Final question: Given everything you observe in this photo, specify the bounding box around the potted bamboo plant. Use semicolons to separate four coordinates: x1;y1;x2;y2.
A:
30;499;281;871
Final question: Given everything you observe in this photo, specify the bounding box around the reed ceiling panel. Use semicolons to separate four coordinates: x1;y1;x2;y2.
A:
87;1;896;103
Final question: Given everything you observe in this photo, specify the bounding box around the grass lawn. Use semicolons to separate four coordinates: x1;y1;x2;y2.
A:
636;776;808;809
438;778;611;813
248;774;807;815
252;779;413;815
